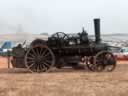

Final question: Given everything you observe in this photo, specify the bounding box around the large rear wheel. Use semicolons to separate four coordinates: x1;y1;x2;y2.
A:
25;45;55;73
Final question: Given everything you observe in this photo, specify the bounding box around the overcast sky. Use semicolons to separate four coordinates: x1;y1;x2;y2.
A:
0;0;127;34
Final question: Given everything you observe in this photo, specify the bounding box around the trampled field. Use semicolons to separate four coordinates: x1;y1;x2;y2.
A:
0;56;128;96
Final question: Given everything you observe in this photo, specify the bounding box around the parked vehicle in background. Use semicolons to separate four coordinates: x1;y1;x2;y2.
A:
113;47;128;60
0;41;13;56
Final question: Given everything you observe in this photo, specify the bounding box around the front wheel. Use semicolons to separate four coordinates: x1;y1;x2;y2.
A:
94;51;116;72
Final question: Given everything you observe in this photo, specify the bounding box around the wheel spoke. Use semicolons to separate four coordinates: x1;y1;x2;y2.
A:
39;59;49;71
44;59;51;65
27;60;35;64
34;62;38;71
32;48;37;56
41;63;47;71
39;63;42;71
45;55;52;60
27;57;34;60
39;48;44;55
37;64;40;72
28;63;34;68
41;49;48;57
43;52;50;57
43;62;50;67
28;52;35;57
35;47;40;56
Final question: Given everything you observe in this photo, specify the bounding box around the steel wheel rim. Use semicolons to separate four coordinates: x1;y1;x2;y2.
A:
25;45;55;73
104;53;116;72
103;52;116;72
105;64;116;72
94;51;116;72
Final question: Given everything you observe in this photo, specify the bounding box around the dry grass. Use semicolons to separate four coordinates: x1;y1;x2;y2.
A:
0;56;128;96
0;65;127;96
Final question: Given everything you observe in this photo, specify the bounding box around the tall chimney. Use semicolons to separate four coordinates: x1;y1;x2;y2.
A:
94;18;101;43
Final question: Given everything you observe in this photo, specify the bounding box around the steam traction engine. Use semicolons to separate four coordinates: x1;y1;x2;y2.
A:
11;19;116;72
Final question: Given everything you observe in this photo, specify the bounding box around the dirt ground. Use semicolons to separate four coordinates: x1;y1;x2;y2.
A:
0;56;128;96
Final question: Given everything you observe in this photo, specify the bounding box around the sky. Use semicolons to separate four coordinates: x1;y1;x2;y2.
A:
0;0;127;34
